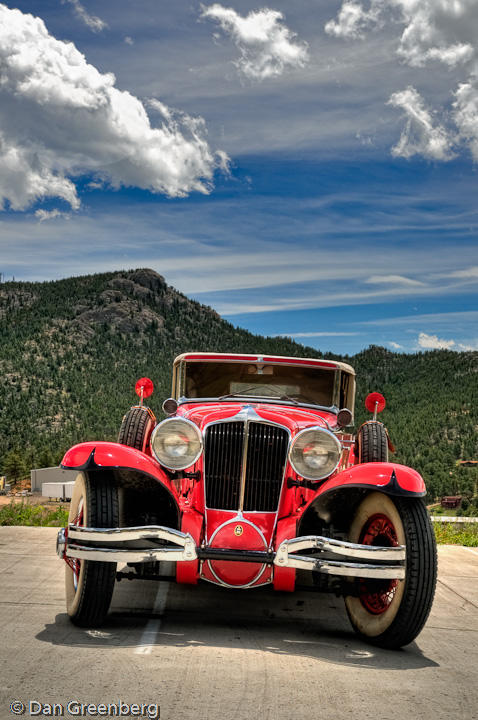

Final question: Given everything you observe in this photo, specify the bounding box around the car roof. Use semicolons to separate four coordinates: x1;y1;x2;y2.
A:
173;352;355;376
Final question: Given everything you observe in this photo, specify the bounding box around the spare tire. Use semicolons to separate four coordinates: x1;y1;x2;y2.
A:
118;406;156;453
357;421;388;463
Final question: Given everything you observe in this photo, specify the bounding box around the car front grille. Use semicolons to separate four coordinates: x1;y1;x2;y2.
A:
204;421;289;512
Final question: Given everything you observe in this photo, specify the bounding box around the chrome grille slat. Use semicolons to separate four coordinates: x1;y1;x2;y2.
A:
204;421;289;512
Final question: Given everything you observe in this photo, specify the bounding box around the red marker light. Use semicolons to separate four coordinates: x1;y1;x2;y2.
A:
365;392;386;416
135;377;154;400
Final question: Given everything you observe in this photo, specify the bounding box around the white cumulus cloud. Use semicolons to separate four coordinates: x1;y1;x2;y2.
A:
326;1;478;162
0;4;226;211
388;87;455;160
200;4;309;80
62;0;107;32
394;0;475;69
418;332;455;350
325;0;476;69
454;81;478;162
325;0;383;39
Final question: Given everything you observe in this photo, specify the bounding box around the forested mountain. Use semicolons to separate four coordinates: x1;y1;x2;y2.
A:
1;268;477;501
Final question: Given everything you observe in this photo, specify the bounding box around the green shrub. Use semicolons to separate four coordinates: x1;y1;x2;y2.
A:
434;522;478;547
0;501;69;527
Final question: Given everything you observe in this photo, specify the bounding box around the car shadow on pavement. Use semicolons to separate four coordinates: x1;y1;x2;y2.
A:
36;610;439;671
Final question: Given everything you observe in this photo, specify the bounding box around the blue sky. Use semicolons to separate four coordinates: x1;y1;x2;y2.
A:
0;0;477;355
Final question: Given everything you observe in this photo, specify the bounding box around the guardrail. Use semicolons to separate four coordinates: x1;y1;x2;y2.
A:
430;516;478;523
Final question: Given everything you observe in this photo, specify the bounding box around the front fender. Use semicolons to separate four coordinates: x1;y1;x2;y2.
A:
61;441;177;497
317;462;426;499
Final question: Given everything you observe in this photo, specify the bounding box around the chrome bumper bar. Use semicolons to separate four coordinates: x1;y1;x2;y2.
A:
58;526;405;580
274;535;406;579
61;525;197;564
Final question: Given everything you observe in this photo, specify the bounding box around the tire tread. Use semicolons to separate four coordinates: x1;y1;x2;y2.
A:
69;475;119;627
355;497;437;649
359;422;388;463
118;407;152;452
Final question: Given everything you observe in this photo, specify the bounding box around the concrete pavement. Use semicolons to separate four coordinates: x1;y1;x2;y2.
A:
0;527;477;720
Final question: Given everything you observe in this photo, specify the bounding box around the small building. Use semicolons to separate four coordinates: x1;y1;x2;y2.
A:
441;496;462;509
30;466;76;500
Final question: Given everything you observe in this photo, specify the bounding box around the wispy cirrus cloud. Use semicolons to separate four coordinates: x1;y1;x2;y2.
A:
62;0;107;33
445;265;478;280
364;310;478;327
275;332;359;338
200;4;309;80
365;274;426;286
0;4;226;212
34;209;70;223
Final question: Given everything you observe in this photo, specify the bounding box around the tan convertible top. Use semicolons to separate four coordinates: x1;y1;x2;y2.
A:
173;352;355;375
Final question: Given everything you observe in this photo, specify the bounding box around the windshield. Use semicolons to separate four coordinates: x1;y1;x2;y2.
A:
180;361;337;408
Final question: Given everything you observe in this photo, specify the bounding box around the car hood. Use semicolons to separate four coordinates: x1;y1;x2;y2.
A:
177;401;338;435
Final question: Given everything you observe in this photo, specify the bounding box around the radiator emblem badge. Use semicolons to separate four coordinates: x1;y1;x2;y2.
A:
234;525;243;537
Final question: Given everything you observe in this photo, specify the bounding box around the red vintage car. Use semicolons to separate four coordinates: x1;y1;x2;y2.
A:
57;352;437;648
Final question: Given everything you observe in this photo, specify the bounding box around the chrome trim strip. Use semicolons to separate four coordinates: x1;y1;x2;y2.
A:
281;556;406;579
279;535;406;561
319;561;405;580
66;544;196;564
274;535;406;579
66;524;197;563
56;528;66;559
202;407;292;525
68;524;193;545
238;419;251;512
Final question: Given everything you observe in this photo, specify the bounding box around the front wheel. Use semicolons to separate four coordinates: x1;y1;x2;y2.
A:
65;472;119;627
344;492;437;649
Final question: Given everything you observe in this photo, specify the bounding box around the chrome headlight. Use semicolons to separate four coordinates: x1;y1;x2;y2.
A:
289;427;341;480
151;418;203;471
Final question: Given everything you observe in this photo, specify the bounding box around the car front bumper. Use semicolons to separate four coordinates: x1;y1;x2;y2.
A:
57;525;406;580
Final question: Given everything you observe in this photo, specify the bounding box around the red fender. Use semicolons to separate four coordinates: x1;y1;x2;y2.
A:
317;462;426;499
272;515;298;592
61;441;178;498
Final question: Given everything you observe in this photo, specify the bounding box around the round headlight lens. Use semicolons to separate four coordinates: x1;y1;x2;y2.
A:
151;418;202;470
289;427;341;480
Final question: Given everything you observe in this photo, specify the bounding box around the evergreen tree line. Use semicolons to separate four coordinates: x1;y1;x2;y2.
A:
1;269;477;502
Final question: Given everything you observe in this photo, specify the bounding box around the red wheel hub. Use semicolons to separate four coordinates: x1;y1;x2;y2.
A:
358;513;399;615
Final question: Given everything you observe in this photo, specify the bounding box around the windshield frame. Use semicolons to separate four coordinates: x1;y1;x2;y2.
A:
172;355;355;415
